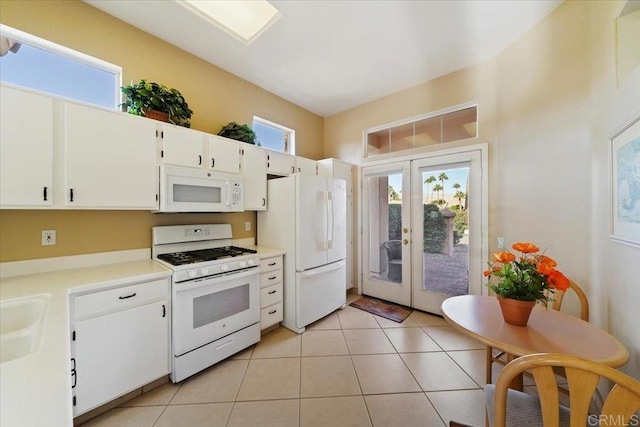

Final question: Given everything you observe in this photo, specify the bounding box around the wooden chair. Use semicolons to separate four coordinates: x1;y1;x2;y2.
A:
486;280;590;385
486;353;640;427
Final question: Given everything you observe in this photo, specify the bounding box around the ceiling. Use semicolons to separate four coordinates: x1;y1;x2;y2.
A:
85;0;563;117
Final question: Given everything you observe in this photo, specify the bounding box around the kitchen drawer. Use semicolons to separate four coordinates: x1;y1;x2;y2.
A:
74;279;169;319
260;283;282;308
260;256;282;273
260;270;282;288
260;302;283;329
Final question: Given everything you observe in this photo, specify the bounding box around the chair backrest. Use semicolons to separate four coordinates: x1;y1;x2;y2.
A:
492;353;640;427
551;280;589;322
383;240;402;261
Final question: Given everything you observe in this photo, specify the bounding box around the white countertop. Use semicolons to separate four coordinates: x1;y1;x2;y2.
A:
249;245;286;258
0;259;171;427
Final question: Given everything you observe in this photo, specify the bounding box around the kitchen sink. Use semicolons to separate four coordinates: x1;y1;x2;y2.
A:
0;294;50;364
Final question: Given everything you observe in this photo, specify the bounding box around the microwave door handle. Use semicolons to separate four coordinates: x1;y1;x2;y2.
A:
226;181;231;206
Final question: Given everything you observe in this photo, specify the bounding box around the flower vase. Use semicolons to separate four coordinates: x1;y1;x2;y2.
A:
497;296;535;326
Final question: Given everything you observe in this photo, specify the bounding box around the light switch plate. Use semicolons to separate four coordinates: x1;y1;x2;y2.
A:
245;221;251;231
497;237;505;248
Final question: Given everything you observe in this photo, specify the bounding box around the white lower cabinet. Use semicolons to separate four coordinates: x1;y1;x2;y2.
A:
260;255;283;329
70;278;170;416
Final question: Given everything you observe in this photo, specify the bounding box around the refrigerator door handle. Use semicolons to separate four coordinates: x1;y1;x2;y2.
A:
327;191;334;249
300;260;345;278
321;191;329;250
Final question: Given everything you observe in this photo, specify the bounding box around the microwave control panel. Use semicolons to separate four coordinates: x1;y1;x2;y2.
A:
231;182;242;206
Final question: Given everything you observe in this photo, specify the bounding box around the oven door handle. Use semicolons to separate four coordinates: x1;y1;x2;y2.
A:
175;268;258;292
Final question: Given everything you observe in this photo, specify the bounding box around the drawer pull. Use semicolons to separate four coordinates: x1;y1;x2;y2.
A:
268;290;277;294
162;304;166;318
268;276;277;280
118;292;137;300
268;262;277;266
269;309;277;315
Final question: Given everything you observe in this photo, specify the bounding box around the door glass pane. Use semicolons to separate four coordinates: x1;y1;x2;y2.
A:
367;173;402;283
421;166;469;296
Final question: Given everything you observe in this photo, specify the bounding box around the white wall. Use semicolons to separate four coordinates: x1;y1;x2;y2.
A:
325;0;640;380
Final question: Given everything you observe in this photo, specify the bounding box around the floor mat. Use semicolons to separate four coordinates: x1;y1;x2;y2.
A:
349;296;413;323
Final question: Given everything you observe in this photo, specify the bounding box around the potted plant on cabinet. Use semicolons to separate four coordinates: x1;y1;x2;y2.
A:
484;242;571;326
121;79;193;128
217;122;258;145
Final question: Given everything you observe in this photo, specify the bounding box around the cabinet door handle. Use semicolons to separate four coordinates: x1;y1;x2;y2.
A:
162;304;166;318
69;188;74;202
118;292;137;300
211;158;215;168
268;290;277;295
268;276;277;280
198;155;202;165
43;186;48;201
268;262;277;266
262;198;266;206
269;309;277;315
71;358;77;388
291;166;295;173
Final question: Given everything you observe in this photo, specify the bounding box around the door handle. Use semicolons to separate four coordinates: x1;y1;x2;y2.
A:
198;155;202;165
403;228;408;233
403;239;408;245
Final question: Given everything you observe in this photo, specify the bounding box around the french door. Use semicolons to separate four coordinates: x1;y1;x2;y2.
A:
361;147;486;314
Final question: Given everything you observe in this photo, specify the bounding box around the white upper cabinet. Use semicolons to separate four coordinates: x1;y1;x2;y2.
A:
266;151;296;176
0;85;54;207
63;102;158;209
208;135;241;174
295;156;317;175
161;125;205;169
242;144;267;210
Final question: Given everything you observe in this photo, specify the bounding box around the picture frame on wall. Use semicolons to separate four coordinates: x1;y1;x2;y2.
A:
610;111;640;248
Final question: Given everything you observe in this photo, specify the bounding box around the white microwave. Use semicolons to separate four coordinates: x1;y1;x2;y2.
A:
158;165;243;212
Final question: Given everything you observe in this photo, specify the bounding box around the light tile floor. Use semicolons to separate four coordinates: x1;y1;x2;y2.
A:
81;294;493;427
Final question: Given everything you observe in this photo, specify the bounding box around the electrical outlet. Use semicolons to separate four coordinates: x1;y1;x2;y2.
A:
497;237;505;248
245;221;251;231
42;230;56;246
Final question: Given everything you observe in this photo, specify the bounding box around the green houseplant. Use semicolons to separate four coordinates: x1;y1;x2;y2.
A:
217;122;257;145
121;79;193;128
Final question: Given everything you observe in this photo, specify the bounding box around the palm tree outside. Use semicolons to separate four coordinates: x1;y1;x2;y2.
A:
424;175;436;203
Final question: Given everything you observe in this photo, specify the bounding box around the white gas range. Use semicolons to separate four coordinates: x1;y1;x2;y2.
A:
152;224;261;383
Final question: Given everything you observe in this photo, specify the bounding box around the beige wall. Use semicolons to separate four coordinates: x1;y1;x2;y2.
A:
324;0;640;381
0;0;323;262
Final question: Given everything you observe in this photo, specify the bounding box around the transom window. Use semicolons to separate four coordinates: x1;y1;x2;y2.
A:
364;105;478;157
0;24;121;109
253;116;295;154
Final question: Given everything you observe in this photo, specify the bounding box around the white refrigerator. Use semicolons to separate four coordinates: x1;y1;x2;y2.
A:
258;174;347;334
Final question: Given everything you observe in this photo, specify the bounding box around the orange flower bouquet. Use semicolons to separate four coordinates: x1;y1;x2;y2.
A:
484;242;570;304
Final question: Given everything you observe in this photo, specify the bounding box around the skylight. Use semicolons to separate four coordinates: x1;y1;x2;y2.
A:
181;0;280;44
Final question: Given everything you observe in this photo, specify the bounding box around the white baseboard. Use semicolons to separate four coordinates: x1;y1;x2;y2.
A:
0;249;151;279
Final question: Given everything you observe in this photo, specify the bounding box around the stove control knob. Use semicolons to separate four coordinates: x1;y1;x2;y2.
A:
239;261;248;268
199;267;209;276
220;264;230;272
247;259;255;267
188;270;198;278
